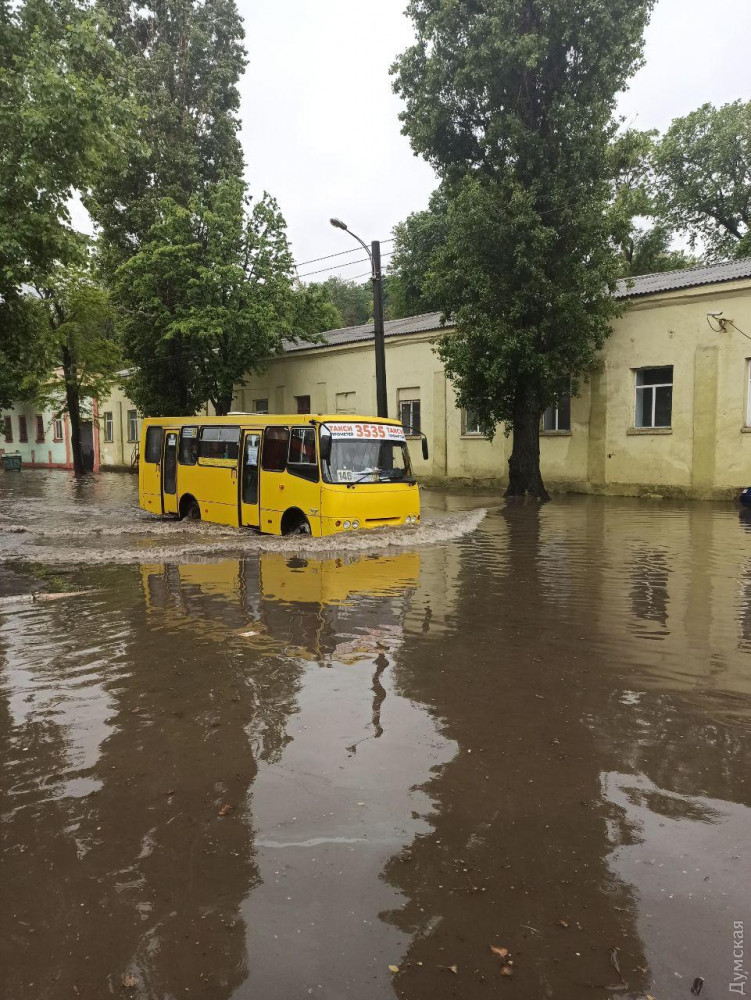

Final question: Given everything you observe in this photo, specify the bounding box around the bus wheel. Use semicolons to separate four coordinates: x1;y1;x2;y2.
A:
181;497;201;522
281;510;311;536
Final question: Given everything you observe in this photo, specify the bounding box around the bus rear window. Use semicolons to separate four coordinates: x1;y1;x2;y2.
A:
144;426;163;463
262;427;289;471
198;426;239;461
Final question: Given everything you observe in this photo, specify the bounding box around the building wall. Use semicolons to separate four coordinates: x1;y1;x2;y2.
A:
234;276;751;499
0;403;72;469
99;383;142;469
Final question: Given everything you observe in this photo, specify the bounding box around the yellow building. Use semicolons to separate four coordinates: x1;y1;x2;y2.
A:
99;259;751;499
231;259;751;499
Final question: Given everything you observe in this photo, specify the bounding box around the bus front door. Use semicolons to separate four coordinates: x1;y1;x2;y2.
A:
162;429;179;515
239;431;261;528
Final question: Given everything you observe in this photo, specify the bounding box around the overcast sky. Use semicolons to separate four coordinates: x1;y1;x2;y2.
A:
237;0;751;282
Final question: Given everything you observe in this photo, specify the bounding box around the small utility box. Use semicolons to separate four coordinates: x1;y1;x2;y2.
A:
2;452;22;471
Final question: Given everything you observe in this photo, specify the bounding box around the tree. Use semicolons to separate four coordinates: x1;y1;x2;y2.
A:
114;178;318;417
0;0;129;301
92;0;246;269
291;284;343;336
654;100;751;261
31;258;121;475
305;277;372;328
387;189;448;318
0;298;49;410
608;129;696;276
392;0;656;498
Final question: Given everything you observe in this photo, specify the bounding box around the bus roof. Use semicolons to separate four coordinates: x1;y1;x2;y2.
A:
141;414;405;427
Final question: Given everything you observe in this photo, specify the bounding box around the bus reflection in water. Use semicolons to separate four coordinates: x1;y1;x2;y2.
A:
140;551;420;664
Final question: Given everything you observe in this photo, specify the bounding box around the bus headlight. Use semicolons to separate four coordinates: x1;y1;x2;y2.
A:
343;520;351;529
352;519;360;529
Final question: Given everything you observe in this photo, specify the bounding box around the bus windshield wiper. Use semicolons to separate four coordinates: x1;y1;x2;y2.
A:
345;470;382;488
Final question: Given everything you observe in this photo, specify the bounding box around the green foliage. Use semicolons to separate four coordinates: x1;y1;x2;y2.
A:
306;277;372;328
114;178;317;416
92;0;246;270
0;0;130;299
387;189;448;318
654;100;751;261
0;297;50;409
392;0;656;495
291;284;343;336
33;260;121;414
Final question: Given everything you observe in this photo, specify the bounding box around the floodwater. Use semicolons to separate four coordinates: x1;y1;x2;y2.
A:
1;472;751;1000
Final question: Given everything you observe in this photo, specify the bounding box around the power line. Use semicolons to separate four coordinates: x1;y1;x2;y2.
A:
292;237;394;271
296;249;394;281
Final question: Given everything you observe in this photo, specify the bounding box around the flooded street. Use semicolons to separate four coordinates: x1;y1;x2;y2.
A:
1;471;751;999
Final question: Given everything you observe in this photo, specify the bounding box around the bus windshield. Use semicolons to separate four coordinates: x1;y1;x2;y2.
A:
321;425;414;485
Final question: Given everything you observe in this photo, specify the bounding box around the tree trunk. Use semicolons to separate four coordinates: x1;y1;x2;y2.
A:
61;343;85;477
505;383;549;501
214;394;232;416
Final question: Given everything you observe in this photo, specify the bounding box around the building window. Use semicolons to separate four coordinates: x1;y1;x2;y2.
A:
462;407;483;436
335;391;356;414
53;417;63;441
18;415;28;442
35;415;45;442
127;409;138;442
635;367;673;428
253;398;269;414
746;360;751;427
542;379;571;432
295;395;311;414
399;399;421;435
3;415;12;442
103;411;114;443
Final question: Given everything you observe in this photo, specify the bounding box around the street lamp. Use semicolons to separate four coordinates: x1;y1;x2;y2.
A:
329;218;388;418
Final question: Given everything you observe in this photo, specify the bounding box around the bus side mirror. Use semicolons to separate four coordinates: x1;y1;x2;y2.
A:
422;438;429;461
320;434;332;463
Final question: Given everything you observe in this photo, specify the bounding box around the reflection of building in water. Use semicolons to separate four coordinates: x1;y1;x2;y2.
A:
629;547;670;634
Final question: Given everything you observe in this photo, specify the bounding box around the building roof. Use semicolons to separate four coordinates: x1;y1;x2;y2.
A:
615;257;751;299
284;259;751;354
283;311;446;353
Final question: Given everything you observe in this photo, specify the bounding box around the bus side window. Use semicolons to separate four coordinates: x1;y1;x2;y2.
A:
288;426;319;483
179;426;199;465
144;426;163;463
262;427;289;471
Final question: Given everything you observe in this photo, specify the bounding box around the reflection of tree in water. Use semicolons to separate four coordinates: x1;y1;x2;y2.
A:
737;562;751;651
629;547;670;635
381;503;649;1000
0;559;307;999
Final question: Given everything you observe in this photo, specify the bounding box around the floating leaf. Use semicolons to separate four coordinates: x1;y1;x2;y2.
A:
491;946;510;960
218;803;232;816
388;965;399;974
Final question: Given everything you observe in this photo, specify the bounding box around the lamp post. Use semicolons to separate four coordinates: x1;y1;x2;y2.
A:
329;218;388;418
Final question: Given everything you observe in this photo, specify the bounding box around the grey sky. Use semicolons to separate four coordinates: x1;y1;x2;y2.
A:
237;0;750;281
72;1;749;277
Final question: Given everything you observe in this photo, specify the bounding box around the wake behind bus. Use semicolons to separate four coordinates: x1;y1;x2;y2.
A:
138;413;428;536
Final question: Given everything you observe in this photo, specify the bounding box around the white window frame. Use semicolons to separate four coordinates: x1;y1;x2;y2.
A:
634;367;673;429
399;398;421;436
53;417;63;441
127;409;139;443
252;398;269;414
104;411;114;443
462;407;484;437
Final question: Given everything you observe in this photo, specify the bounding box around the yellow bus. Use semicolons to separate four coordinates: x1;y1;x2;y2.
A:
138;413;428;536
